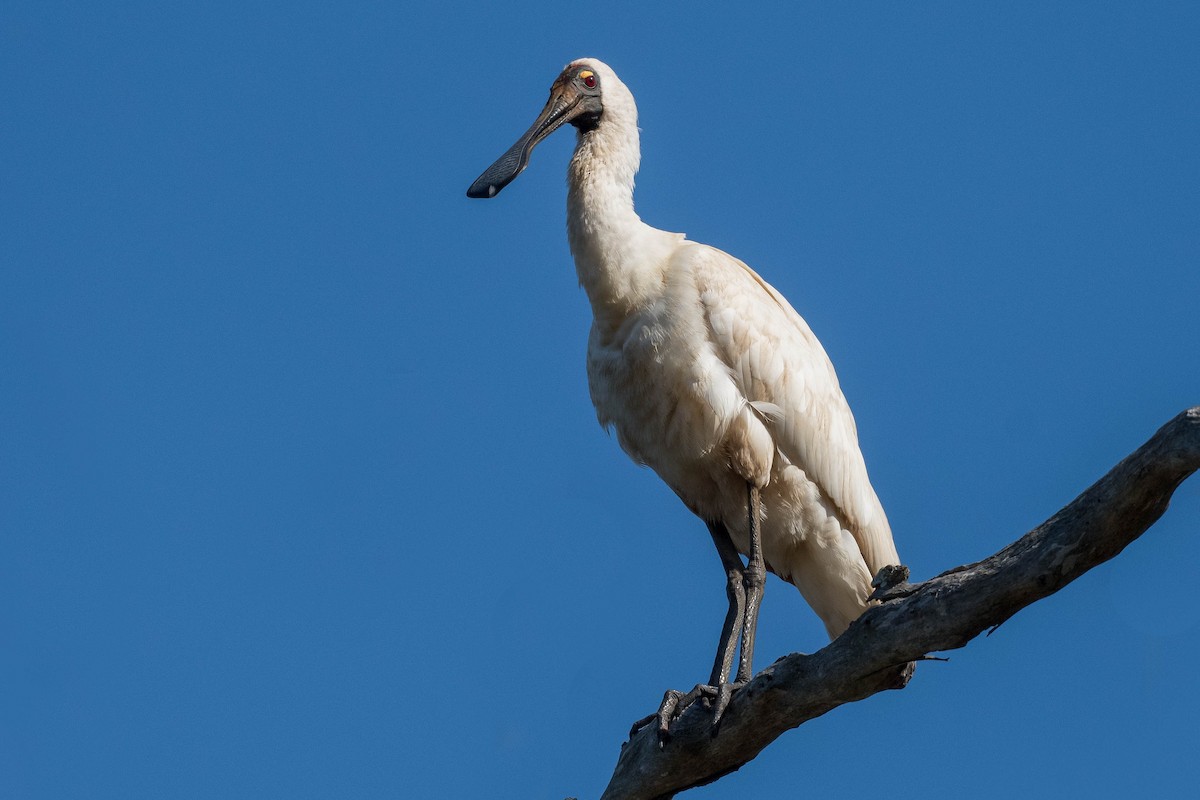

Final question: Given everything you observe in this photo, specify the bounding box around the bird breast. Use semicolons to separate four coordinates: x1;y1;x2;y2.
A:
585;249;775;521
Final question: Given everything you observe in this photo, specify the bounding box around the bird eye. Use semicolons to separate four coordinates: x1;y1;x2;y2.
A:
580;71;597;89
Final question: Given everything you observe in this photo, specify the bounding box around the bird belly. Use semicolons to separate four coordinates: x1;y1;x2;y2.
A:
586;314;754;518
587;317;876;639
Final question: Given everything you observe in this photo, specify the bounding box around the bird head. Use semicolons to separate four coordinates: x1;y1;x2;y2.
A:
466;59;609;199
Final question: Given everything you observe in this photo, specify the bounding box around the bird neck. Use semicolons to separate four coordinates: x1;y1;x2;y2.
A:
566;121;678;330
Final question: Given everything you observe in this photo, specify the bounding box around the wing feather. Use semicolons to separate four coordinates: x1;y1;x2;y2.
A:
691;244;899;573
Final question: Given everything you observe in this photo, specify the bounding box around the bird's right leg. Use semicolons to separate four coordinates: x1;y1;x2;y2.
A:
736;484;765;684
706;519;748;688
636;520;747;741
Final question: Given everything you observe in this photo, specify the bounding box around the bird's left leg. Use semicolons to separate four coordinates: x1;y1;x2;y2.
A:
708;483;766;726
631;490;768;740
630;520;747;742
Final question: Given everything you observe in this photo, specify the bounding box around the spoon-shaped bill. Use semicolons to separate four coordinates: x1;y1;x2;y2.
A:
466;91;581;199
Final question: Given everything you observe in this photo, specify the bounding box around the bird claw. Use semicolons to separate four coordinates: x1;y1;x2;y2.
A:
709;681;741;732
628;681;745;744
869;564;914;601
655;684;713;742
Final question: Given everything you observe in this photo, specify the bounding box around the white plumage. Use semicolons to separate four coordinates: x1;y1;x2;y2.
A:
469;58;899;717
582;240;897;637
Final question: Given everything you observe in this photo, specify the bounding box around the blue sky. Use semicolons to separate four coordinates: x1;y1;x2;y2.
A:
2;2;1197;798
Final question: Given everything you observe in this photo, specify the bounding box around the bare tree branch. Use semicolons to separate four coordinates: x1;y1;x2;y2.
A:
599;407;1200;800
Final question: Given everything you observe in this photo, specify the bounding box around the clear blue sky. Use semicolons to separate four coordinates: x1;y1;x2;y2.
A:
3;2;1197;798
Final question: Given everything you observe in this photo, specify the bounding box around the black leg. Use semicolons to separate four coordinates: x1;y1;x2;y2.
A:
633;483;766;742
736;484;765;683
643;519;747;741
706;519;746;688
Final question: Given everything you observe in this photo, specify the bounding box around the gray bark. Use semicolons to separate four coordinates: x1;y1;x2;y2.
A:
598;406;1200;800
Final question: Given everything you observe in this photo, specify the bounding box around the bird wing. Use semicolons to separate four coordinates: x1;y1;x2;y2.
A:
690;244;899;573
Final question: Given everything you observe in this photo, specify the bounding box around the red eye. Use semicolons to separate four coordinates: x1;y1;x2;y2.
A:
582;73;597;89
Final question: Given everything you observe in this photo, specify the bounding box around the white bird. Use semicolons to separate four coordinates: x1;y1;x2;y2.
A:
468;59;900;734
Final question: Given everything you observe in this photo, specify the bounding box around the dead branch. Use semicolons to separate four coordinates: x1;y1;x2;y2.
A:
599;406;1200;800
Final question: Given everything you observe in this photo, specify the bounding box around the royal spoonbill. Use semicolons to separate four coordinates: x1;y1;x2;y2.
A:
467;59;900;735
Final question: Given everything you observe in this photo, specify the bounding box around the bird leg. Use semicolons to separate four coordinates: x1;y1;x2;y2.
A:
707;518;748;688
633;515;756;742
704;515;751;728
708;485;766;728
737;483;765;683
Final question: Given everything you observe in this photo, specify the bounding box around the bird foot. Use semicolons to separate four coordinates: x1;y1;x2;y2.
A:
869;564;915;601
628;681;746;743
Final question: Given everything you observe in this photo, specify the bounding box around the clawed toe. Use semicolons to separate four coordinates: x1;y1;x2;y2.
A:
709;680;744;731
629;681;745;743
655;684;715;741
